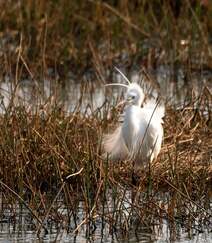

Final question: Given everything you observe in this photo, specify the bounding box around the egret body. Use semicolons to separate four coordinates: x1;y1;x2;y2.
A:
103;69;164;170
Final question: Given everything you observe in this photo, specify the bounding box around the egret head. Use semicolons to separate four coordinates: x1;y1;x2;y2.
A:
126;83;144;107
105;67;145;107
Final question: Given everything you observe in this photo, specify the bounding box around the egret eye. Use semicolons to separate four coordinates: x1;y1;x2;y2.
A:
127;95;135;101
127;96;135;101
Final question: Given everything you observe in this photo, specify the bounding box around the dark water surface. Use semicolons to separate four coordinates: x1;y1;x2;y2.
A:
0;192;211;243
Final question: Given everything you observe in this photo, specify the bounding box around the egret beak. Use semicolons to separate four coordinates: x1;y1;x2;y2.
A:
126;96;134;105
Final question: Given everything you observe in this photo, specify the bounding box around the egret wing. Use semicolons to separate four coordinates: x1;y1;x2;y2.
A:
129;104;164;166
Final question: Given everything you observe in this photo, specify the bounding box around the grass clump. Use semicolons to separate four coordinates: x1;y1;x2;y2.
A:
0;85;211;238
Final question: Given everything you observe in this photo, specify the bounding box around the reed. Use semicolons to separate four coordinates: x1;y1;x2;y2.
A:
0;0;211;80
0;83;211;238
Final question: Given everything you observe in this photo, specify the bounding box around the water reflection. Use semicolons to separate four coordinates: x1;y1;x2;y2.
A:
0;67;211;115
0;190;211;243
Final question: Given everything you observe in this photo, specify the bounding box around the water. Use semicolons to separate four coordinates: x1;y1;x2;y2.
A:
0;66;211;115
0;188;211;242
0;194;212;243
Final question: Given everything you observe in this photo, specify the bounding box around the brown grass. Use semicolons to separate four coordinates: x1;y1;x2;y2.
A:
0;0;211;80
0;84;211;237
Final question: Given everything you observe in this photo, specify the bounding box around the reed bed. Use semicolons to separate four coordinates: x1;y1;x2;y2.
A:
0;0;211;80
0;83;211;239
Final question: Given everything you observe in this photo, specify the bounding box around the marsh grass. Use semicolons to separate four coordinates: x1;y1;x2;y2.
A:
0;0;211;80
0;83;211;238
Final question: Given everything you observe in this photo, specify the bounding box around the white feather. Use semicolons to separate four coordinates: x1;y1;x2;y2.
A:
103;126;128;160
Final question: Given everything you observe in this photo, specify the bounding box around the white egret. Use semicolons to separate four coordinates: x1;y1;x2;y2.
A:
103;68;165;171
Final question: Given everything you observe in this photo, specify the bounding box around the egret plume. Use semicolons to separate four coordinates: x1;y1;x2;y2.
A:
105;83;128;88
114;67;131;85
